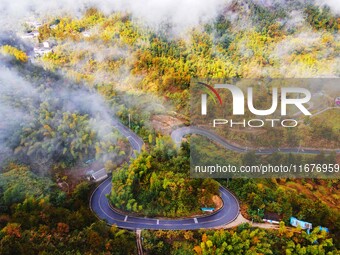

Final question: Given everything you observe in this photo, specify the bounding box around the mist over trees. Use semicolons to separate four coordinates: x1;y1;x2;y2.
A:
0;54;129;174
0;0;339;253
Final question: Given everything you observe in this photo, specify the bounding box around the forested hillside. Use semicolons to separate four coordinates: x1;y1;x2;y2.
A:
0;53;129;173
110;138;220;217
0;0;339;254
0;164;136;254
35;4;339;114
142;225;336;255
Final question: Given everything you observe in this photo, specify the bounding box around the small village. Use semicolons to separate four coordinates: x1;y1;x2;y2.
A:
19;18;54;58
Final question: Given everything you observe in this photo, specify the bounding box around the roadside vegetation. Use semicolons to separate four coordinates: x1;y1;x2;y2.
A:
0;164;136;255
110;138;219;217
37;6;340;148
142;225;337;255
0;0;339;253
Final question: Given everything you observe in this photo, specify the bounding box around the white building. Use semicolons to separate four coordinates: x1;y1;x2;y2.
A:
33;41;53;57
20;30;39;40
82;31;92;38
26;21;42;29
21;33;35;39
86;169;108;182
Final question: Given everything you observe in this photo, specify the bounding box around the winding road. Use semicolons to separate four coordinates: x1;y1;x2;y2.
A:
90;123;339;230
90;177;239;230
171;126;340;155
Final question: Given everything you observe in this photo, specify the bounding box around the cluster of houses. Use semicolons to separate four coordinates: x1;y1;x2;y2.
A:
20;19;54;58
20;18;93;58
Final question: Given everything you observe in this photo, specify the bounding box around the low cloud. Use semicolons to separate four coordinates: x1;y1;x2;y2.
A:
2;0;338;36
315;0;340;14
0;56;122;170
0;0;231;34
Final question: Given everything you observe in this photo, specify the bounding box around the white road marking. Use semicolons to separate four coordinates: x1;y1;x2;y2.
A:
95;181;237;227
129;136;141;151
93;124;337;230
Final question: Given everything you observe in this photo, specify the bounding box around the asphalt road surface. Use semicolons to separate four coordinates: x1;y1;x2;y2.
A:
171;126;340;155
90;124;339;230
90;123;241;230
90;177;239;230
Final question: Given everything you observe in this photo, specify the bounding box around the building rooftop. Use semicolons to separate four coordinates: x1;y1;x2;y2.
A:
87;168;108;182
